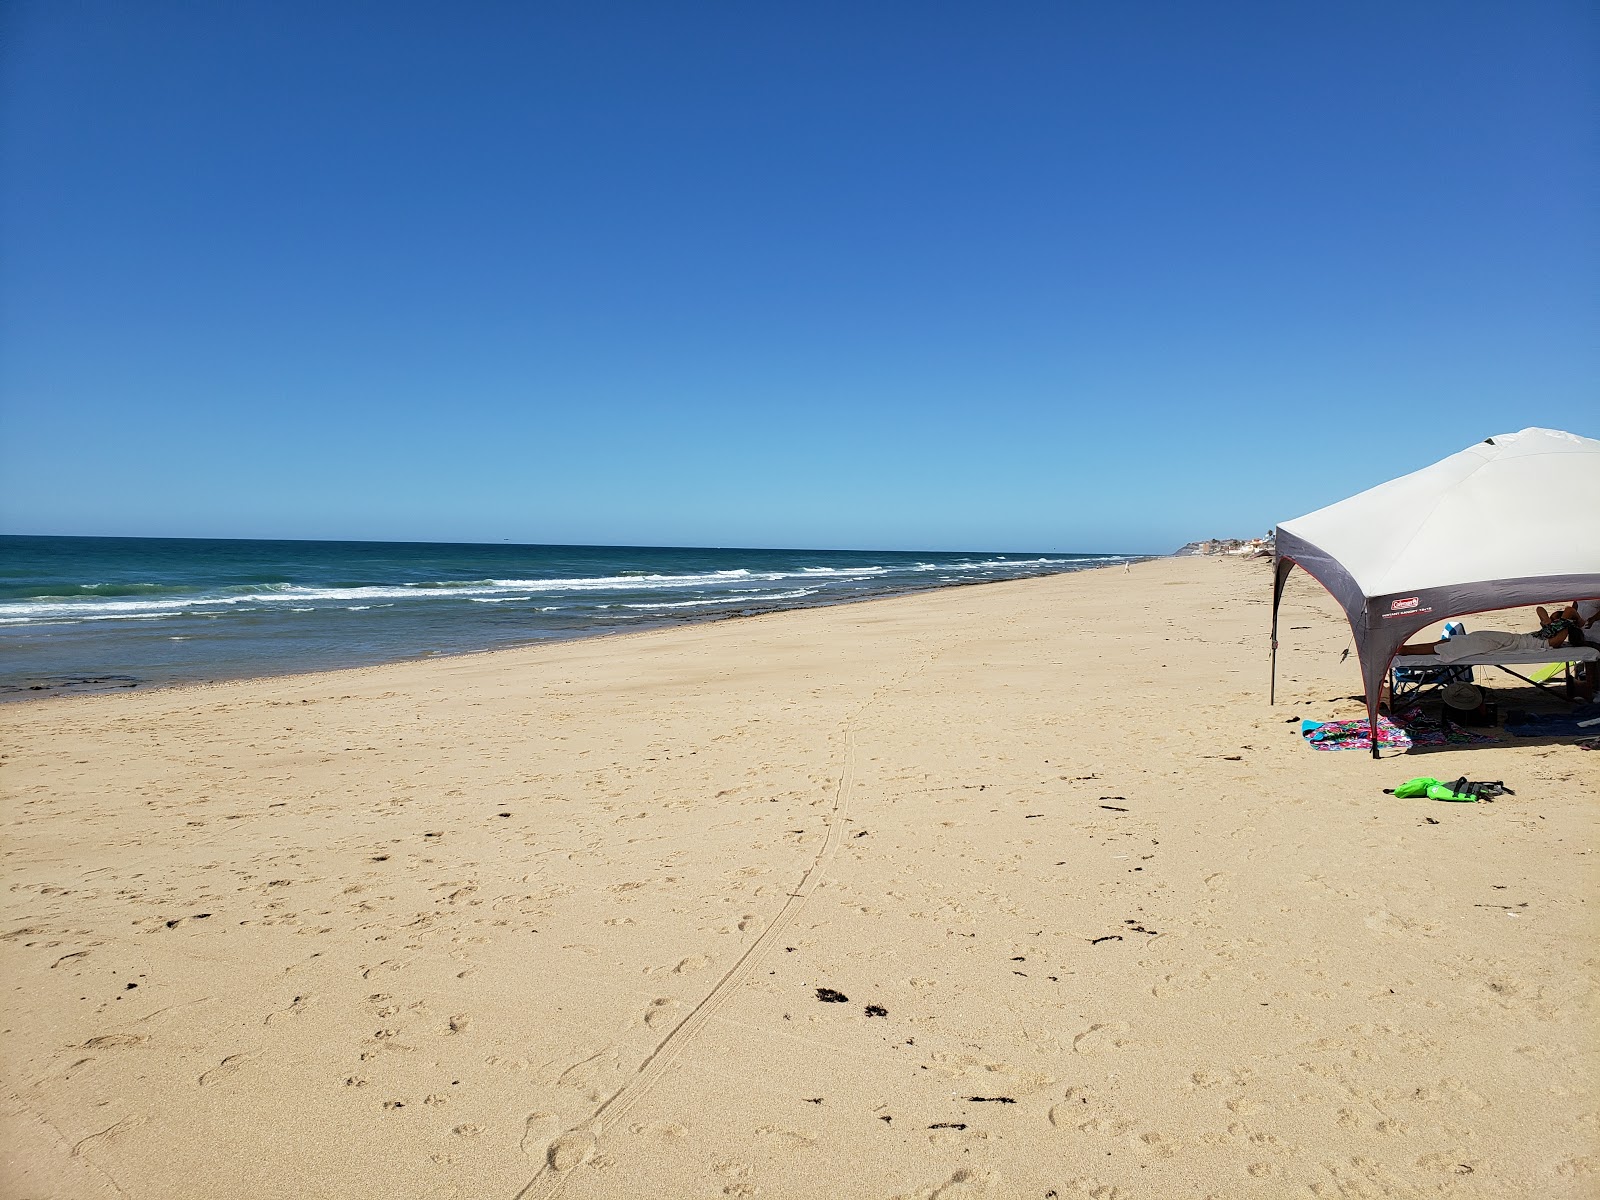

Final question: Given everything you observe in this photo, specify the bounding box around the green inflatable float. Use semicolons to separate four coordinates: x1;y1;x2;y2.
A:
1385;777;1513;803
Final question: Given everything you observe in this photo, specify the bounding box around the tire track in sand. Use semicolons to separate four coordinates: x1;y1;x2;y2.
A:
514;718;865;1198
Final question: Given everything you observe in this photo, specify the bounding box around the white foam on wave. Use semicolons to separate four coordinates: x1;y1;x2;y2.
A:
0;610;178;625
0;596;235;619
911;556;1073;572
622;588;819;610
0;556;1124;627
0;569;784;623
487;569;762;591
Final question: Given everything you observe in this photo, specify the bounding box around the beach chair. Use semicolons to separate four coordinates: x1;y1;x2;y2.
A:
1389;621;1472;706
1391;632;1600;705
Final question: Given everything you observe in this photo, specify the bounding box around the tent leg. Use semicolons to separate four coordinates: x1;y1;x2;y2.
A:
1269;555;1291;706
1368;682;1381;758
1368;661;1387;760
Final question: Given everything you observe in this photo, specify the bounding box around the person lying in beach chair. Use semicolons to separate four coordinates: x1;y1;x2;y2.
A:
1397;605;1587;659
1396;605;1596;702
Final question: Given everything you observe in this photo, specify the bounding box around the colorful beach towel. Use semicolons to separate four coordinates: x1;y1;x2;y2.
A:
1301;716;1413;753
1390;707;1493;747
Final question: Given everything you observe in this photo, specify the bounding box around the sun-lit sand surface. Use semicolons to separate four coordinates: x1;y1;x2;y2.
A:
2;555;1595;1199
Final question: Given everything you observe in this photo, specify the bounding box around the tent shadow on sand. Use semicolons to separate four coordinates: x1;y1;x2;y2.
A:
1394;684;1596;756
1271;427;1600;759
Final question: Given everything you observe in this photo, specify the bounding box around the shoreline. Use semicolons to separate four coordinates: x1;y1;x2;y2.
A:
0;556;1160;705
3;552;1593;1199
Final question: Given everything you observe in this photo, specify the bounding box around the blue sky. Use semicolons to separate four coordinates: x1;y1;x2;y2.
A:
1;2;1594;553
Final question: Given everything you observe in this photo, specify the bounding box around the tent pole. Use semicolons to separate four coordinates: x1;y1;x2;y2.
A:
1368;627;1382;760
1269;553;1289;706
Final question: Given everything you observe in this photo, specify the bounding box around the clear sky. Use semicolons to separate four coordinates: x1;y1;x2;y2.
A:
1;2;1594;553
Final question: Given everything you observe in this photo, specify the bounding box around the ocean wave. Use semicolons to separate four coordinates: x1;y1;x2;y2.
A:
911;556;1073;572
486;569;759;590
11;581;203;599
0;610;179;625
0;584;502;620
0;568;774;617
622;588;819;610
0;556;1128;627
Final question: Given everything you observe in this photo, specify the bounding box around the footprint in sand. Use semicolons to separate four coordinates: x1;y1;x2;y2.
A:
1071;1022;1133;1054
198;1051;260;1087
630;1120;689;1142
264;994;315;1026
1150;968;1219;999
1135;1130;1177;1158
547;1131;597;1171
674;954;712;974
893;1168;1002;1199
1049;1087;1132;1136
71;1116;148;1157
644;997;682;1030
1364;908;1437;937
755;1125;816;1151
520;1112;560;1157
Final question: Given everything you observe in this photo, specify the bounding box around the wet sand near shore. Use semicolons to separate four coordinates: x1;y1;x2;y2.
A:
2;555;1595;1199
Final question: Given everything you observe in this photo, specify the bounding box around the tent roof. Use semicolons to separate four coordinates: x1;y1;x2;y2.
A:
1277;427;1600;599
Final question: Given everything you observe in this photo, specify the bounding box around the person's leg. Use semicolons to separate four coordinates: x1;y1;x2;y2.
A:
1397;641;1440;656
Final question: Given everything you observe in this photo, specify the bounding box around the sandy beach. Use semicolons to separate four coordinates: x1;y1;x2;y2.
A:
2;554;1595;1200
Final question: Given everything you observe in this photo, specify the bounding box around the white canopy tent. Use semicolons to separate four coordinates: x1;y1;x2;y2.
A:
1271;427;1600;757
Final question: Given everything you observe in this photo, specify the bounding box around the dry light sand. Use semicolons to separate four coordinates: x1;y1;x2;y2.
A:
1;555;1596;1200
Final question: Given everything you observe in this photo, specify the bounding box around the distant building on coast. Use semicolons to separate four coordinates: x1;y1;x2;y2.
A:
1174;534;1274;558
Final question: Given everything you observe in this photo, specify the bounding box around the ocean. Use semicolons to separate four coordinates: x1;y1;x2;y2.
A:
0;536;1142;697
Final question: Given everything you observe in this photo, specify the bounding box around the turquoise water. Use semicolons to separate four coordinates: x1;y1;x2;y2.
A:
0;536;1142;696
